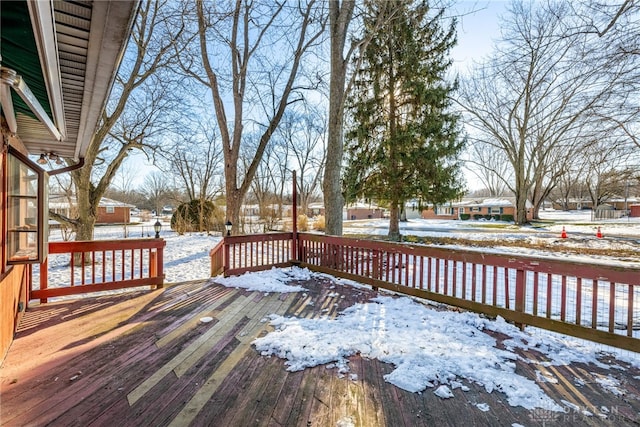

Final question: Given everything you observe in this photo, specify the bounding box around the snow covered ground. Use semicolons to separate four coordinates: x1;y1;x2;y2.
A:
344;210;640;267
42;211;640;416
213;266;640;417
44;209;639;286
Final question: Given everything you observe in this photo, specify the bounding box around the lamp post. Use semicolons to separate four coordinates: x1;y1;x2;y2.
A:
225;220;232;236
154;219;162;239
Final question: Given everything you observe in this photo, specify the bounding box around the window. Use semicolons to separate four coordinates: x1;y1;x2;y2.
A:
436;206;452;216
106;206;115;214
490;207;502;215
6;148;47;264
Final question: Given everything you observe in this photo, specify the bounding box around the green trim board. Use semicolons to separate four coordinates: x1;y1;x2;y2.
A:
1;0;53;121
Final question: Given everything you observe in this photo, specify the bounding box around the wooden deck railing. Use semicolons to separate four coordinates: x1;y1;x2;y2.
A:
220;233;293;277
209;239;225;277
32;239;165;303
212;232;640;353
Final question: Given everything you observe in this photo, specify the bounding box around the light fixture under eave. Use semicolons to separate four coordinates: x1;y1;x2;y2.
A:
37;154;47;165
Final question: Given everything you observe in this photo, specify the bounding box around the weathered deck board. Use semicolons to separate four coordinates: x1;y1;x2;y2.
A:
1;275;639;427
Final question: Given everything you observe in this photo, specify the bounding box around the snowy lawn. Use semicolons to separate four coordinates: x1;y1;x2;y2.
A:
214;267;640;415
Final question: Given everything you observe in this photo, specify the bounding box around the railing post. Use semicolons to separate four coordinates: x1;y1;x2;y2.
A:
150;250;157;287
292;170;298;263
515;267;525;330
40;256;48;304
223;238;230;277
157;240;165;289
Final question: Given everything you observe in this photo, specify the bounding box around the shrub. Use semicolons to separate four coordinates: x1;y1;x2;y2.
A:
473;214;484;220
492;215;501;221
484;215;492;220
459;214;470;220
500;214;514;222
298;214;309;231
170;199;224;234
314;215;325;231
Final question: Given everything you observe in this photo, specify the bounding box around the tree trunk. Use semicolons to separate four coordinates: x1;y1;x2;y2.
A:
514;191;528;225
323;1;354;236
388;202;400;241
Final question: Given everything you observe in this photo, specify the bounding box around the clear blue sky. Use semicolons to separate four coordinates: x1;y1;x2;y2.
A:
451;1;508;71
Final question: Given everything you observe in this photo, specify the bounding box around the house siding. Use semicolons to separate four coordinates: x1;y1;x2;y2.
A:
347;208;384;220
421;202;530;221
0;266;28;362
97;206;131;224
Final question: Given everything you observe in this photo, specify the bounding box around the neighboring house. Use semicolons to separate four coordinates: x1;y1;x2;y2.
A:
307;202;325;217
553;197;638;212
346;203;385;220
50;195;135;224
0;0;137;361
422;198;533;221
551;199;594;210
630;205;640;217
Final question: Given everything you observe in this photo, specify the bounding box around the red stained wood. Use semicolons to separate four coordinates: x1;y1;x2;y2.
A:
220;233;640;352
2;278;640;426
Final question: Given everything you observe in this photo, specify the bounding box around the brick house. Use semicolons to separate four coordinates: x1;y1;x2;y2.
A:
421;198;533;221
50;195;135;224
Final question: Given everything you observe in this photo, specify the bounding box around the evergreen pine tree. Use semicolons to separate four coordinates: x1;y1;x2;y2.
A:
344;0;465;241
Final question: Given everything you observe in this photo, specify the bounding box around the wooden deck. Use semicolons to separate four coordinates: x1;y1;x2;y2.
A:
1;274;639;426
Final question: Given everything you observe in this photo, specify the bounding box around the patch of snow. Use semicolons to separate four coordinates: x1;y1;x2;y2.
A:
214;267;308;293
595;375;624;396
434;385;454;399
253;294;567;411
476;402;490;412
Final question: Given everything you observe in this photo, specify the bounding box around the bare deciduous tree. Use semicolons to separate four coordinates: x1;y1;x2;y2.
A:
185;0;326;234
140;171;171;217
457;1;629;224
464;139;511;197
162;119;224;203
281;106;326;216
58;0;183;240
323;0;356;236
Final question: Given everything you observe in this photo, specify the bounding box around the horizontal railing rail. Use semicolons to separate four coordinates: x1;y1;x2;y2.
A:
214;232;640;353
32;238;165;303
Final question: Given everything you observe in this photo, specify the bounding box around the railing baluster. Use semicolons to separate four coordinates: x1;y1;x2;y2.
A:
561;276;567;322
492;265;498;306
91;251;96;284
504;267;510;309
81;252;86;285
461;261;466;299
532;271;539;316
471;263;477;301
627;285;634;337
546;274;552;319
609;282;615;333
592;279;598;329
435;259;440;293
130;249;134;280
576;278;582;326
